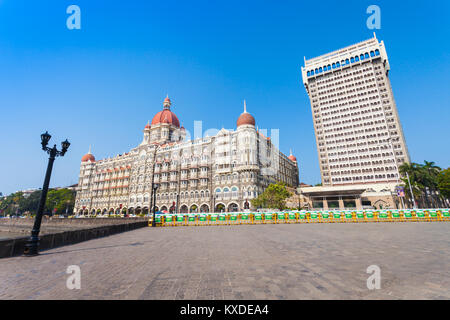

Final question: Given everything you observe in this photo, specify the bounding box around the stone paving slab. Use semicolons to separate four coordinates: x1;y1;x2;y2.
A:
0;223;449;299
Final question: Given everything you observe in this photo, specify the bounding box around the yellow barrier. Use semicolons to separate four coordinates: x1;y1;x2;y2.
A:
146;210;450;227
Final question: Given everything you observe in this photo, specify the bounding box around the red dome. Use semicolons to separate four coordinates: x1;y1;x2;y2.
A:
237;112;255;127
81;153;95;162
151;109;180;128
144;121;151;129
288;154;297;162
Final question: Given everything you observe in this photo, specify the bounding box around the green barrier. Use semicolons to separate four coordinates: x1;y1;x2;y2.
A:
442;210;450;218
345;212;353;219
254;213;263;223
165;215;174;225
241;214;249;221
310;212;319;220
417;210;426;218
218;214;226;221
392;211;401;218
210;214;218;222
277;212;286;223
378;212;389;219
404;210;413;218
155;215;162;223
188;214;196;223
264;213;273;223
175;214;185;225
288;213;297;222
299;212;307;221
429;210;438;219
366;211;374;219
333;212;341;219
199;214;207;222
356;211;364;219
321;212;330;219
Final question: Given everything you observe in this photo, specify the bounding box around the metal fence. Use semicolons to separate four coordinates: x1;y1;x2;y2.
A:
148;209;450;227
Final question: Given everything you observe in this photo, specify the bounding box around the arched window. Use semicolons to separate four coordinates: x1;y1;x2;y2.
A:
375;49;380;56
327;64;331;70
336;62;340;68
307;71;310;76
332;63;336;69
350;57;355;63
360;54;364;60
345;59;349;65
318;67;322;73
315;68;318;74
223;188;230;198
365;53;369;59
370;51;375;57
355;56;359;62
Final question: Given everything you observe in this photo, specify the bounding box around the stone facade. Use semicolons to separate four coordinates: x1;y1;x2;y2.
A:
75;97;299;214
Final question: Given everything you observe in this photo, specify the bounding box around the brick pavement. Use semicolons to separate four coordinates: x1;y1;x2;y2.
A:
0;223;449;299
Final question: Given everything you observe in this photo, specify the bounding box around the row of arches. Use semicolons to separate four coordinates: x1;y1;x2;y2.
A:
307;49;381;77
76;201;243;215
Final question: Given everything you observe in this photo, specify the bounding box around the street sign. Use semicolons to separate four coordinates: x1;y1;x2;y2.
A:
396;186;405;197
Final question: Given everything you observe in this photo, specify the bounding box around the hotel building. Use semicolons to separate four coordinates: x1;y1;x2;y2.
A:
301;34;410;187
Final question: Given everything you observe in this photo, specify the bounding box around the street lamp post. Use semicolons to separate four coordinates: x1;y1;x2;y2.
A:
24;131;70;256
405;171;417;209
151;183;159;227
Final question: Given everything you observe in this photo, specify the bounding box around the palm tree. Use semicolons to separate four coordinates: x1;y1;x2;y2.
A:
423;161;442;208
399;162;424;208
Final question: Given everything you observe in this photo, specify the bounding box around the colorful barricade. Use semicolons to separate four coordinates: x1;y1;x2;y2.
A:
149;207;449;228
365;210;375;222
298;211;308;223
320;211;331;223
187;214;197;225
403;209;415;221
441;209;450;221
415;210;429;222
378;210;390;222
288;212;297;223
174;214;186;226
198;214;207;226
332;211;343;223
344;211;354;223
240;213;250;224
391;210;402;222
163;214;174;226
209;214;218;225
276;212;287;223
309;211;320;223
217;214;227;225
264;213;275;224
428;209;439;222
253;213;263;224
356;210;365;222
228;213;239;225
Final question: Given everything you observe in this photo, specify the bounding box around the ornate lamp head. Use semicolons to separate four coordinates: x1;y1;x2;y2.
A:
41;131;51;150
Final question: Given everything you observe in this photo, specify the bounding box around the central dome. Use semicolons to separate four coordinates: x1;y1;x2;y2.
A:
151;96;180;128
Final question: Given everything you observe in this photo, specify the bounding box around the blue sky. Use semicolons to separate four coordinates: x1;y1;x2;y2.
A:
0;0;449;195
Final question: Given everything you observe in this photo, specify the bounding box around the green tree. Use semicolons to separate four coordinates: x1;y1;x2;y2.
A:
251;182;292;210
437;168;450;201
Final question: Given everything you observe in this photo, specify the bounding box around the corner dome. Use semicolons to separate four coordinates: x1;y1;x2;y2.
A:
81;146;95;162
237;100;255;127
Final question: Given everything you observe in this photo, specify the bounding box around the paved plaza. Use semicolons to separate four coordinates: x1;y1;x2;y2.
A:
0;222;449;300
